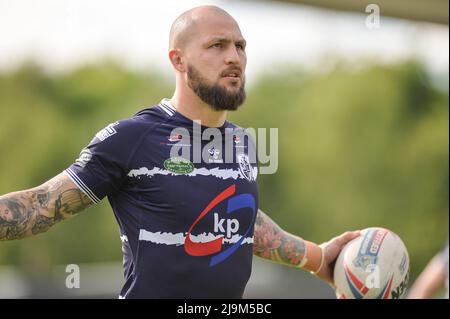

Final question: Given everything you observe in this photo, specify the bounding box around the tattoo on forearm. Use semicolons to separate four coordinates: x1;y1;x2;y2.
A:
0;174;92;241
0;198;34;240
253;210;306;267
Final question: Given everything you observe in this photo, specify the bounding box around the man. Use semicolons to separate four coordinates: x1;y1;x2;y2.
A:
0;6;359;298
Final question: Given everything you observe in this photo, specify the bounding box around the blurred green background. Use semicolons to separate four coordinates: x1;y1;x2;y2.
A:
0;59;448;297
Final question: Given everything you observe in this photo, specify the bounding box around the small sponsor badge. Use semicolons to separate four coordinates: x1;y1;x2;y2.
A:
238;154;254;182
164;157;194;174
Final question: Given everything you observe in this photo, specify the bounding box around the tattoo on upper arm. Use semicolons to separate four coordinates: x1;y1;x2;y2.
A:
253;209;306;267
54;189;92;219
37;192;50;208
0;175;93;241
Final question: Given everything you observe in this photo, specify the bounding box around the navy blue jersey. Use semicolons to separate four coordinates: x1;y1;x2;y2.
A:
65;99;259;298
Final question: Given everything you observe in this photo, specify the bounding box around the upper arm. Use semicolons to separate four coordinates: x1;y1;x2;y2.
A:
36;172;94;219
0;172;93;240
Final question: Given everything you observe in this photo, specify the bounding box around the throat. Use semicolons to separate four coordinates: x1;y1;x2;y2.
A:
170;96;227;128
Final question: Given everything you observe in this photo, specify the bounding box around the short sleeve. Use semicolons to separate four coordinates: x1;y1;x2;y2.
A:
65;119;147;203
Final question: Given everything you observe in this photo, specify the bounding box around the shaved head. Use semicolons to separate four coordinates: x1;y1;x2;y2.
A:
169;6;238;50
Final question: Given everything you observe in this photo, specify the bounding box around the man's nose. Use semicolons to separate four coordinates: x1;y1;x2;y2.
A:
224;46;240;65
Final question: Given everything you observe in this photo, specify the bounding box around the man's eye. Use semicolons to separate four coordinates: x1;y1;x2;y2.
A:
211;43;222;48
236;44;244;50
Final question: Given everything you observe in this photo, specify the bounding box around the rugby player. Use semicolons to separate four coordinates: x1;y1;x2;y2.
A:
0;5;359;298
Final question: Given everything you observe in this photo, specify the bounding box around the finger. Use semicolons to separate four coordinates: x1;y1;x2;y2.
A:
335;230;360;246
348;230;361;238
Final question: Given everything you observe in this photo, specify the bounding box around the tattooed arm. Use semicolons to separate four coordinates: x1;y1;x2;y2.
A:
0;173;93;241
253;209;322;271
253;209;360;284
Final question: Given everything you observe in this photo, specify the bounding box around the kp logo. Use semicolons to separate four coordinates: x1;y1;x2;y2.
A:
184;184;256;267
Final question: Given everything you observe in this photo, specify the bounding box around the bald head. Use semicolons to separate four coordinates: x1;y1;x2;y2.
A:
169;6;238;50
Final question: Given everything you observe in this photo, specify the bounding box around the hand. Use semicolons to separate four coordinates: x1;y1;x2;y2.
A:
315;230;361;286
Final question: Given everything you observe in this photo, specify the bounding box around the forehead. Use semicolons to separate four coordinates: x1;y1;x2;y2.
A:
193;14;244;43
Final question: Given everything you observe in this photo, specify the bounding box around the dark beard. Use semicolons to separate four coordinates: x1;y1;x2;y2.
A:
187;65;246;111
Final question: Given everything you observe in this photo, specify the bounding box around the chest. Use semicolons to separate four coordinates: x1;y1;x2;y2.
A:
124;124;259;236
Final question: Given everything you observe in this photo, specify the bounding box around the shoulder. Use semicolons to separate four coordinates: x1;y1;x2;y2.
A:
74;104;171;168
91;104;171;145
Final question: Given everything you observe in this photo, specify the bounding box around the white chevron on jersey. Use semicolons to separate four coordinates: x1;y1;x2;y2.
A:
139;229;254;245
128;166;258;181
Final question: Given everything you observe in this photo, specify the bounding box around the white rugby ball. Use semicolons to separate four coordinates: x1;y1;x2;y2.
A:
333;227;410;299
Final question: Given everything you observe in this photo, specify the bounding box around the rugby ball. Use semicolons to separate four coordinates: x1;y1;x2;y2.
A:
333;227;409;299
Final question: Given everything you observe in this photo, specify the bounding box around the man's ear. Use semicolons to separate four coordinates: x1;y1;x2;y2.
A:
169;49;186;72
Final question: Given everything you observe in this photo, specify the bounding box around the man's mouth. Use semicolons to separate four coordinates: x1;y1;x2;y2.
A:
223;73;239;78
221;69;242;79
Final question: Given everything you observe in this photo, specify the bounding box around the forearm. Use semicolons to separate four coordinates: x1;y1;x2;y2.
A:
0;173;92;241
408;256;446;298
253;209;322;272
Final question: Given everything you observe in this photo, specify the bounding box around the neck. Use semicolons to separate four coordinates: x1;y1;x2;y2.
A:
170;84;227;128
